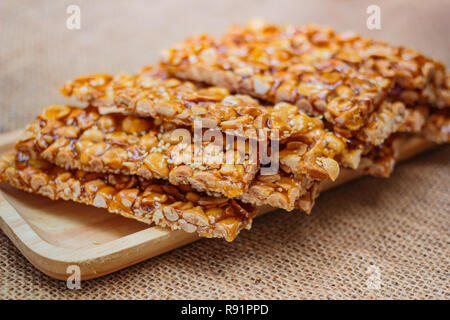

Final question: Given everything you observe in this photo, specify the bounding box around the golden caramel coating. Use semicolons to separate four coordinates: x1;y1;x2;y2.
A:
162;20;449;131
17;105;346;200
0;152;256;241
16;105;338;211
61;68;327;141
16;105;260;198
59;73;418;175
356;100;407;146
240;173;319;212
60;67;411;148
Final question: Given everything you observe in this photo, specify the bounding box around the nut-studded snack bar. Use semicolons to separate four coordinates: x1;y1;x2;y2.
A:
0;152;256;241
60;69;334;141
63;69;398;177
16;105;259;198
354;100;406;146
16;105;340;211
358;134;403;178
240;173;320;213
161;21;450;132
16;105;345;180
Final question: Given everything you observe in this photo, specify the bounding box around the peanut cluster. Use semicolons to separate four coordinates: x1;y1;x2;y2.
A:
0;152;255;241
162;20;449;132
16;105;259;198
61;68;333;141
16;104;340;211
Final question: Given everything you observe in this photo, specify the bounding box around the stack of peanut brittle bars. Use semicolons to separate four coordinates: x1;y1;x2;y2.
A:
1;21;449;241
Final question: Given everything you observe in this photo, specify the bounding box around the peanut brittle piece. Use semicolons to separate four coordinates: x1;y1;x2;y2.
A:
278;128;344;180
162;20;449;130
16;105;259;198
0;152;255;241
355;100;407;146
239;172;320;213
60;68;329;141
18;105;347;190
358;137;398;178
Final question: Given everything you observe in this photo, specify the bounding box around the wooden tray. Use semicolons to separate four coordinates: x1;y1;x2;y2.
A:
0;129;435;280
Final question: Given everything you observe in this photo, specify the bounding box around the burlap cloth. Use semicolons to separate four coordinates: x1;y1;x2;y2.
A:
0;0;448;299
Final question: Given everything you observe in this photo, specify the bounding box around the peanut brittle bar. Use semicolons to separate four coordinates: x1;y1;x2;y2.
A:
161;21;449;131
240;172;320;213
353;100;406;146
61;68;410;147
18;104;346;189
358;134;403;178
60;69;332;141
0;152;256;241
15;105;337;211
243;133;403;209
16;105;259;198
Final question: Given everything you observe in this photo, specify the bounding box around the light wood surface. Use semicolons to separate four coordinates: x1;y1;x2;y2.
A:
0;129;436;280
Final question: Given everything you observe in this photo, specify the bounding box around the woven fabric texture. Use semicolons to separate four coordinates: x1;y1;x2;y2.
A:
0;0;449;299
1;147;449;299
